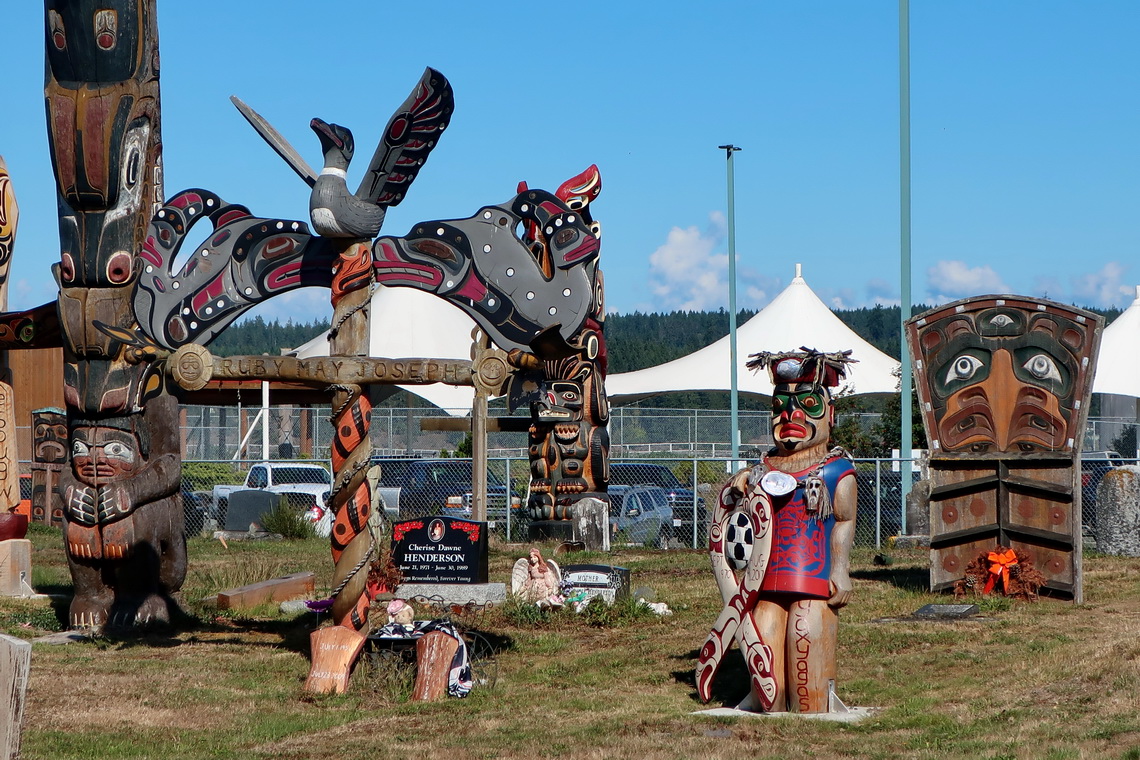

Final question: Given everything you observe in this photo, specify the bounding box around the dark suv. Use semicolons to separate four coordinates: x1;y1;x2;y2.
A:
373;457;520;524
609;462;707;541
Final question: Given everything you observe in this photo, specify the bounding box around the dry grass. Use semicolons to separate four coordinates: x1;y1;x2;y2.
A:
6;528;1140;760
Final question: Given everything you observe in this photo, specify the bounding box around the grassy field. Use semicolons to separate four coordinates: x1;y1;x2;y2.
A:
4;524;1139;760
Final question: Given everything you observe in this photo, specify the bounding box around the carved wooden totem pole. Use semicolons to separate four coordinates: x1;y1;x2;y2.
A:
507;167;609;520
31;408;68;525
41;0;187;629
698;350;857;713
907;296;1102;601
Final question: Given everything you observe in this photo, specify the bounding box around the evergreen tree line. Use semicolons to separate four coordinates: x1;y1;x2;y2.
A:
211;303;1126;455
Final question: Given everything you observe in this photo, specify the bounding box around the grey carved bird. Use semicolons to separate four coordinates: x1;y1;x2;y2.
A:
308;118;385;239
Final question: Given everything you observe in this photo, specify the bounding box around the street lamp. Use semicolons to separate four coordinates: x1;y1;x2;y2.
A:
719;144;742;468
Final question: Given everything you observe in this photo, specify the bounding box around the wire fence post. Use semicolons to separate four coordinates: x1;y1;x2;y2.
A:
875;458;882;549
691;457;699;549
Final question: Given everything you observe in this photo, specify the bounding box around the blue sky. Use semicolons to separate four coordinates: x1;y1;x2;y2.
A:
1;1;1137;325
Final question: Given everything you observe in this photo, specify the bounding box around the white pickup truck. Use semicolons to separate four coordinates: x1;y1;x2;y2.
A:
212;462;332;519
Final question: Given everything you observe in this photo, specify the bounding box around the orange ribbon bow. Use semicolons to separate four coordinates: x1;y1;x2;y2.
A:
983;548;1018;594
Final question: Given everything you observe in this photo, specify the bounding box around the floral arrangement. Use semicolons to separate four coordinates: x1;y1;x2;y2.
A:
953;545;1046;601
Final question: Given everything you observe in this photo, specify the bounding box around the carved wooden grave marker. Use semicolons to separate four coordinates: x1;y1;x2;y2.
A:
907;296;1102;601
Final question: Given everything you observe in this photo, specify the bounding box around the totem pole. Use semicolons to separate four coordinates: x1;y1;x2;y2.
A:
30;408;68;525
510;167;610;521
40;0;189;629
0;159;21;516
698;349;857;714
906;296;1102;601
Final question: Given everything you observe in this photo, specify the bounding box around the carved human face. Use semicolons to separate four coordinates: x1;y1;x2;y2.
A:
33;415;69;465
771;383;833;453
71;427;140;486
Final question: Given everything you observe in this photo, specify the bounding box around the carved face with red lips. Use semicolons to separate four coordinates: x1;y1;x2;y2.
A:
771;383;834;453
71;427;140;487
909;298;1099;455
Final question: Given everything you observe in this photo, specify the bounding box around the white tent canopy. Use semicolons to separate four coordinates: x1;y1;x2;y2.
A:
291;285;477;413
1092;285;1140;399
605;264;902;404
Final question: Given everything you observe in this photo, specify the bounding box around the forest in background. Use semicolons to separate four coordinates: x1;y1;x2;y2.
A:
208;303;1127;455
212;303;1125;376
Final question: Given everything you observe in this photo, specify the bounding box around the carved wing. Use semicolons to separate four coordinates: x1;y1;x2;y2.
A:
133;189;339;350
546;559;561;587
356;67;454;206
510;558;530;595
371;189;596;352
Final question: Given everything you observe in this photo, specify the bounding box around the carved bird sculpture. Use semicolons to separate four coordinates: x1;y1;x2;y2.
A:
308;118;385;239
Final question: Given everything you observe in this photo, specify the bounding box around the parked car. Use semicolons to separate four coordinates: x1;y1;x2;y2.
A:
372;457;521;524
609;463;707;540
212;462;332;522
608;484;673;549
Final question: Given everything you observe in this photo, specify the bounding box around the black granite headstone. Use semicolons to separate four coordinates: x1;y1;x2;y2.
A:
562;564;631;603
912;603;979;619
224;490;281;531
391;516;489;584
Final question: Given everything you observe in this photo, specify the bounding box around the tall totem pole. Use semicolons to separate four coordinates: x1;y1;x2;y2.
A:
46;0;186;629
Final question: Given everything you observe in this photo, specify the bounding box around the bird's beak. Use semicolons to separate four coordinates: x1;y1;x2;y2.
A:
309;118;343;149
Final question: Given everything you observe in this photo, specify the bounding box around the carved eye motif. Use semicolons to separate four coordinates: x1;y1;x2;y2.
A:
989;314;1014;327
1022;353;1062;383
72;440;89;458
944;355;984;384
49;10;66;50
94;9;117;51
102;441;135;463
107;252;133;284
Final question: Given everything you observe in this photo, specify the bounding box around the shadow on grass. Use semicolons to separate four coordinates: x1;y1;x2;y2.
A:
670;647;750;708
852;565;929;592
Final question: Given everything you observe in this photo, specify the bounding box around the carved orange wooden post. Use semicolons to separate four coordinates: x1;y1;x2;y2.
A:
305;243;375;694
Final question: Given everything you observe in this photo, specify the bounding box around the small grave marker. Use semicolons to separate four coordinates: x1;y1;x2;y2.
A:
305;626;366;695
216;572;316;611
561;564;630;604
912;604;979;619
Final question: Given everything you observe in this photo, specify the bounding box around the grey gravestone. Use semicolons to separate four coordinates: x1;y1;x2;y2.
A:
904;479;932;538
1095;466;1140;556
224;490;281;531
529;497;610;551
913;604;978;619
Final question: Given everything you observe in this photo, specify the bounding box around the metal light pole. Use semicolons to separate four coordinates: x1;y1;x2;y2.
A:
899;0;914;518
719;144;742;468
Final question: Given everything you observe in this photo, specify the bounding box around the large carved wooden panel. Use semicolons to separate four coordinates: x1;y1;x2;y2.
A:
907;296;1102;601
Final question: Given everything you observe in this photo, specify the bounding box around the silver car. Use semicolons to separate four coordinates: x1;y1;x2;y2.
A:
608;485;674;549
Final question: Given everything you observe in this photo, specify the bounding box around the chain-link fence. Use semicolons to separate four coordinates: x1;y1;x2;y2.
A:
177;454;917;549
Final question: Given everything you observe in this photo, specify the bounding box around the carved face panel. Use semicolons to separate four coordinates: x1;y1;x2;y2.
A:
71;426;140;487
771;383;833;453
908;297;1101;455
33;411;69;465
532;381;585;424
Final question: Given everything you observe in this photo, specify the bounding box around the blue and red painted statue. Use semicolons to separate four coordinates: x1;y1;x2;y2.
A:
697;349;857;714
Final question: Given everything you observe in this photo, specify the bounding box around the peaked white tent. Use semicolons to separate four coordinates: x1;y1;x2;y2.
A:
291;285;478;412
605;264;901;404
1092;285;1140;399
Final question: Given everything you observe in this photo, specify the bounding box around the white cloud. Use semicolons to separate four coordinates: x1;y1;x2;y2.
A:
645;212;784;313
1070;262;1133;308
926;260;1008;303
646;215;727;312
